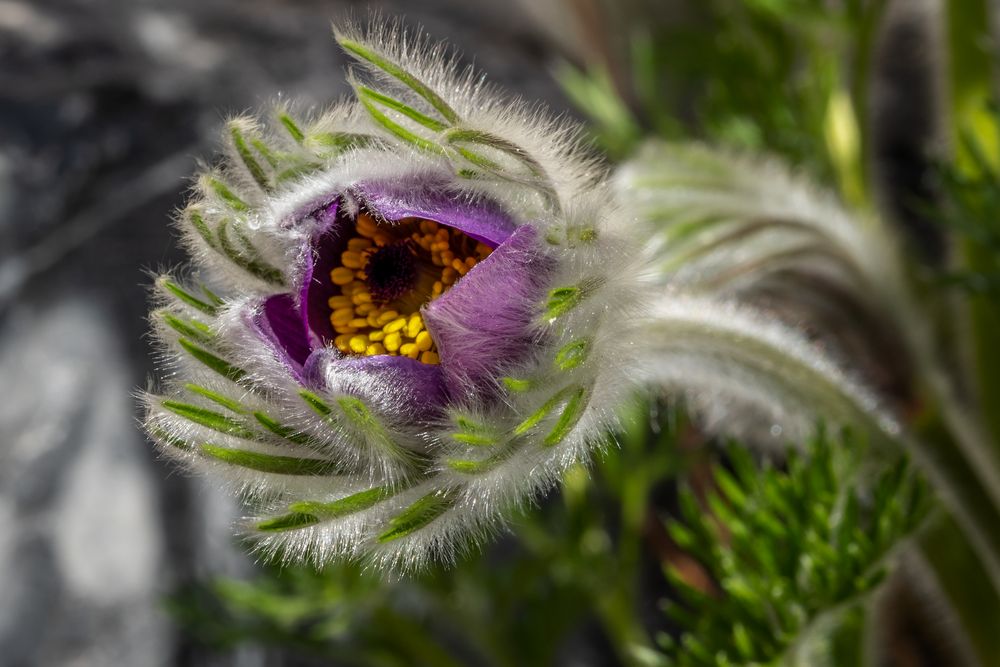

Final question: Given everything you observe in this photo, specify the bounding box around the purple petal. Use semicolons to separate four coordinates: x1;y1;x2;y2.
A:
422;224;551;398
352;178;517;248
252;294;312;382
301;200;349;347
309;348;448;422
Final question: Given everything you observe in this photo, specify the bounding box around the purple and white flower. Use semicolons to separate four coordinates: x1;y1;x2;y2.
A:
143;20;895;570
143;21;646;569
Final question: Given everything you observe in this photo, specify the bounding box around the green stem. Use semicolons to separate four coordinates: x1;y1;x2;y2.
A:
916;513;1000;667
945;0;1000;448
909;397;1000;596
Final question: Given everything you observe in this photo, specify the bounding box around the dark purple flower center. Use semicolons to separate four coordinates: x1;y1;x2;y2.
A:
365;241;418;302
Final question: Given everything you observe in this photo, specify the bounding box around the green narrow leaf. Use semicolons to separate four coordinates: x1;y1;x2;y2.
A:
250;137;281;168
450;415;498;446
159;311;214;346
502;377;533;392
445;457;493;474
544;279;601;321
358;95;444;154
188;210;219;250
514;385;581;437
200;284;224;306
200;444;335;476
149;427;194;452
337;396;411;460
290;486;391;518
256;512;320;531
357;86;449;131
554;338;591;371
542;386;587;446
276;160;322;183
337;37;459;124
278;112;305;143
217;219;285;285
299;389;334;418
229;123;271;191
378;490;455;542
184;383;245;414
161;400;257;439
177;338;247;383
451;432;496;447
253;411;315;446
205;177;251;213
160;278;218;316
308;131;377;153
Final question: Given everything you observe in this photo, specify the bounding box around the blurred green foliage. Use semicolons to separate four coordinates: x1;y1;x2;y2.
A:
560;0;886;206
661;430;929;666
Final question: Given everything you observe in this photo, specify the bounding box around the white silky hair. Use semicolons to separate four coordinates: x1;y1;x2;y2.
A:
143;18;902;572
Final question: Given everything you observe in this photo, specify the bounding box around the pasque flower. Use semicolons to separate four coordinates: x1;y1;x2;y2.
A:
143;21;647;569
143;21;895;570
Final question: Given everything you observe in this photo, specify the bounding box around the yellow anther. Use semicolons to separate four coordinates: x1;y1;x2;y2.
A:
342;281;364;295
341;251;366;269
383;317;407;334
331;307;354;325
328;295;352;309
356;213;378;238
384;332;402;352
349;336;368;353
327;215;493;364
415;330;433;351
406;314;422;338
377;310;399;326
331;267;355;285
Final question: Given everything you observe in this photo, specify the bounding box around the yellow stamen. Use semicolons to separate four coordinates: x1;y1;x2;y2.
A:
349;336;368;353
384;332;402;352
341;251;366;269
406;314;422;338
383;317;407;334
331;267;355;285
415;330;433;352
326;215;493;364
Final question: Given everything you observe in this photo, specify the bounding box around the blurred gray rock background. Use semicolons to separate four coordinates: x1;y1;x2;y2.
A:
0;1;570;665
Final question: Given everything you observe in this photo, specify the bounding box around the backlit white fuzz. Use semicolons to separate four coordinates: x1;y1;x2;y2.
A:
142;20;897;571
143;19;647;571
